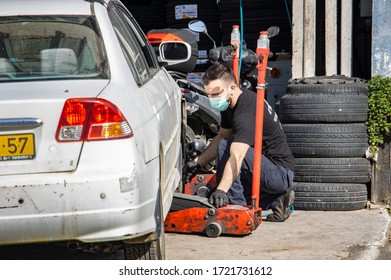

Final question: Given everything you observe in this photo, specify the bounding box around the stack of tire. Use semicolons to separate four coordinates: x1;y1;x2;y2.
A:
125;1;167;34
279;76;371;211
166;0;221;73
217;0;292;53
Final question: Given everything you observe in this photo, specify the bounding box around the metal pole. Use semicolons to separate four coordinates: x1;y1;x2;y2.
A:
231;25;240;85
253;31;270;210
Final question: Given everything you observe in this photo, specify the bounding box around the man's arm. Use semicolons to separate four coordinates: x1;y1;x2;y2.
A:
195;127;233;167
216;141;249;192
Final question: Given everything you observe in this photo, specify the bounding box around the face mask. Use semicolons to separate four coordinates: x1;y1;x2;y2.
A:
209;88;231;111
210;95;230;111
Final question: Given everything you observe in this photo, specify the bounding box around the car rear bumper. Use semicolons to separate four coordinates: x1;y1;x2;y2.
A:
0;160;160;245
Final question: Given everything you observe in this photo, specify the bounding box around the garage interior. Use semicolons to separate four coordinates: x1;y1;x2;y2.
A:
121;0;389;206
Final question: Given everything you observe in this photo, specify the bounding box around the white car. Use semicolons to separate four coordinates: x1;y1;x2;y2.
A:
0;0;188;259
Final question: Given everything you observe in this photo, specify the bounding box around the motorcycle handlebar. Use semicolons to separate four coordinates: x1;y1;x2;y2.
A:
209;46;260;74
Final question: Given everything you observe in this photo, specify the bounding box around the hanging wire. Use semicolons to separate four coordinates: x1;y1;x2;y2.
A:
239;0;244;75
284;0;293;30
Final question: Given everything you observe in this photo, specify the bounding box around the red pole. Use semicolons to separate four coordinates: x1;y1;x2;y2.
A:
232;53;239;85
252;31;270;211
231;25;240;85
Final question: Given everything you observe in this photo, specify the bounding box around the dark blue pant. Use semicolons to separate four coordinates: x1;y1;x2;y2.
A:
216;139;294;210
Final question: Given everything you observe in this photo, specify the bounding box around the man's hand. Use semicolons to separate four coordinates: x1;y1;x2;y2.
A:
208;189;229;208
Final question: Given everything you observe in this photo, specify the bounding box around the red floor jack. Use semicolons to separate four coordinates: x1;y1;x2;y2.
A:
164;26;277;237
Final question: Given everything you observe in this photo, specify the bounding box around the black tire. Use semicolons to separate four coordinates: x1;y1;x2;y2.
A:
279;93;368;123
294;158;371;184
126;2;167;33
220;29;292;53
123;239;164;260
293;182;368;211
219;9;286;22
283;123;369;158
166;0;220;26
287;75;368;95
218;0;292;53
168;23;221;51
218;0;289;12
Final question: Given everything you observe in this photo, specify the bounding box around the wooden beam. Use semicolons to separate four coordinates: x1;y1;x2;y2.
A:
292;0;304;78
303;0;316;77
340;0;353;76
325;0;338;75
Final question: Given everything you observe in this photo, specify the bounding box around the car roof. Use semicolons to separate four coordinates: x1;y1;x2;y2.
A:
0;0;111;16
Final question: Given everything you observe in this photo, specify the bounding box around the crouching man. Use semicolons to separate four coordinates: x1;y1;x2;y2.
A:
191;62;295;222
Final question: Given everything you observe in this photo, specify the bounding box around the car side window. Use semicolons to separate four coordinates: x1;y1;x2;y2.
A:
108;5;149;84
114;6;159;72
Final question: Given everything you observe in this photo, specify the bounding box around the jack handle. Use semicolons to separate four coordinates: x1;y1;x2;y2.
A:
251;31;270;211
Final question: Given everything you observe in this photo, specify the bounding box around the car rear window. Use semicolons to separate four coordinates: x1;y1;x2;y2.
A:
0;16;109;82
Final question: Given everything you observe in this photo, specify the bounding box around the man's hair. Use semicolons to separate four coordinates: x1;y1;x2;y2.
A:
202;62;236;86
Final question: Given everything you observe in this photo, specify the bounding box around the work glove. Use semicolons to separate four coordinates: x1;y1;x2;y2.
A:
185;160;201;182
208;189;229;208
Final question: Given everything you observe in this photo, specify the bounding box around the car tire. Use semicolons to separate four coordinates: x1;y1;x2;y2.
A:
282;123;369;158
123;238;164;260
293;182;368;211
218;0;287;11
294;157;371;184
218;0;292;52
287;75;368;95
126;3;167;33
165;0;220;26
280;75;369;123
279;93;369;123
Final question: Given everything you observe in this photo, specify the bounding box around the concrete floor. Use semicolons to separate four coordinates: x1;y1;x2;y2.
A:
165;207;391;260
0;207;389;261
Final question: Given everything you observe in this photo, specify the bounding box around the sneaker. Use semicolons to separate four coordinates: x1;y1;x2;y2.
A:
266;186;295;222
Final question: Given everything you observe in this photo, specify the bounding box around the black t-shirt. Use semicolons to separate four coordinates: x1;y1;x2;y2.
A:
220;88;295;171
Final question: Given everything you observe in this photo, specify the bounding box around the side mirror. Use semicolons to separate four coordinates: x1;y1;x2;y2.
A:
188;20;206;33
158;41;191;66
188;20;216;48
267;26;280;38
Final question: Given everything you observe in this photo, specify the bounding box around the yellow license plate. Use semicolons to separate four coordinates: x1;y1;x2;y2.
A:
0;134;35;161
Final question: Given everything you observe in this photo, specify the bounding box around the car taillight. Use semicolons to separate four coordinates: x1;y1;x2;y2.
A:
56;98;133;142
